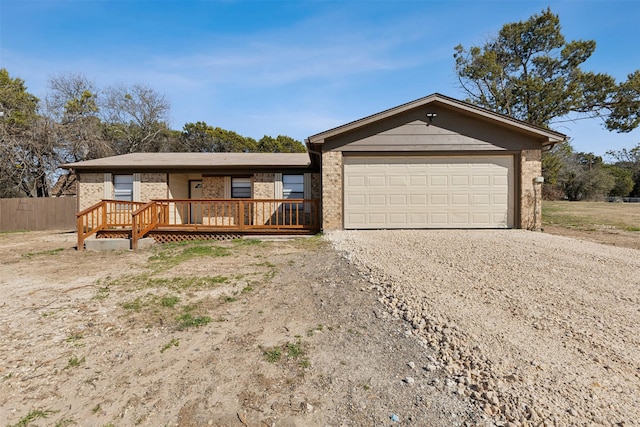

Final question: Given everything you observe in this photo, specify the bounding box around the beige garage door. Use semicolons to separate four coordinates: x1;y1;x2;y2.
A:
344;156;514;229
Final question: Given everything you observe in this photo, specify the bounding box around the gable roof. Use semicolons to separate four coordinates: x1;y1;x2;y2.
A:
61;152;311;172
306;93;567;146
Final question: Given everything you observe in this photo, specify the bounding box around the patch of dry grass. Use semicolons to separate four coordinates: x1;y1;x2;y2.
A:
543;201;640;232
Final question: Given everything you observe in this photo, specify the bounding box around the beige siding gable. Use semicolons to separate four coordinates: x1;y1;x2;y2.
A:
323;106;543;153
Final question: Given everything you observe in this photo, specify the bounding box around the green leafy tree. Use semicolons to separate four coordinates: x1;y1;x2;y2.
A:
603;164;635;197
179;122;304;153
606;71;640;132
542;141;572;186
257;135;306;153
606;144;640;196
178;122;255;152
454;8;639;130
559;152;614;201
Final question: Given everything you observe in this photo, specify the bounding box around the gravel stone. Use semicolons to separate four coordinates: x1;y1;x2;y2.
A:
327;229;640;426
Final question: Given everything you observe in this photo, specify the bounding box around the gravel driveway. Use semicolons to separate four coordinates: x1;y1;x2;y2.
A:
326;230;640;426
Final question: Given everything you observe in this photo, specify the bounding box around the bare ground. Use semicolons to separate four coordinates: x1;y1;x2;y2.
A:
1;226;638;427
0;231;481;427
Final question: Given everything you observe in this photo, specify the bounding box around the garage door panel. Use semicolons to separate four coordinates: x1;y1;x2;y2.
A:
368;176;386;187
388;176;407;186
344;156;514;229
389;194;407;205
368;213;386;224
369;194;386;205
348;194;366;205
410;194;427;205
472;194;490;205
451;194;470;205
472;212;491;224
493;175;508;186
431;175;448;186
389;213;408;224
472;175;490;186
410;175;427;186
451;175;469;186
451;212;470;224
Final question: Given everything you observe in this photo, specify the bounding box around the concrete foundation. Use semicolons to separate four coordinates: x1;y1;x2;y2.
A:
84;237;155;251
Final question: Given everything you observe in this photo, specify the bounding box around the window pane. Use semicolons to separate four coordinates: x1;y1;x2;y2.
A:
114;174;133;201
232;177;251;198
283;174;304;199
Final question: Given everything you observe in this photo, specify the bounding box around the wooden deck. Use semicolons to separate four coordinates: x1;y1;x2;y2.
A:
77;199;320;250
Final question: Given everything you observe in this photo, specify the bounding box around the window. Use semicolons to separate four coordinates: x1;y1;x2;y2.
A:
231;177;251;198
113;174;133;201
282;174;304;200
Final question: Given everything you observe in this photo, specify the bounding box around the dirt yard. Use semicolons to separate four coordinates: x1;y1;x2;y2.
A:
0;231;482;427
1;226;638;427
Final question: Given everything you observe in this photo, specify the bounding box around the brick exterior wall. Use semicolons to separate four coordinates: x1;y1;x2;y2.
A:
321;151;343;230
310;173;322;200
78;173;104;211
253;173;275;199
202;176;225;199
520;149;543;230
141;173;167;200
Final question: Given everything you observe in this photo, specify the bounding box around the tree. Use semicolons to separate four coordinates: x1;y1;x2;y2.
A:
454;8;640;131
0;68;59;197
604;165;635;197
178;122;305;153
606;71;640;132
257;135;306;153
606;144;640;196
179;122;257;152
557;151;615;201
46;73;112;162
101;83;171;153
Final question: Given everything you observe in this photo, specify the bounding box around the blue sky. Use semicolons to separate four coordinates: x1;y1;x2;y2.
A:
1;0;639;157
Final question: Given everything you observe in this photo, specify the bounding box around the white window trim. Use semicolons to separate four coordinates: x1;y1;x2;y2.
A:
103;173;113;200
224;176;231;198
133;173;141;202
274;173;283;199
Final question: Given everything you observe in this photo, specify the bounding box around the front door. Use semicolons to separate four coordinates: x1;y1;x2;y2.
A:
189;180;203;224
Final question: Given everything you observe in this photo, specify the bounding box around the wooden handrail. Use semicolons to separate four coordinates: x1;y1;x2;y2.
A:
76;200;145;251
131;201;159;250
78;199;321;251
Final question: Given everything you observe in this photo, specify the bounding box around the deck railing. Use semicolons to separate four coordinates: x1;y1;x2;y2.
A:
78;199;320;250
76;200;145;250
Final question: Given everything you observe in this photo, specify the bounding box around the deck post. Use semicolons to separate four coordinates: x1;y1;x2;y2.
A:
238;201;245;230
77;215;84;251
131;212;138;251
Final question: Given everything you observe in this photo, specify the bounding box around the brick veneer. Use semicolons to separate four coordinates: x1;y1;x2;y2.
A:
253;173;275;199
78;173;104;211
520;149;543;230
141;173;167;200
202;176;225;198
321;151;343;230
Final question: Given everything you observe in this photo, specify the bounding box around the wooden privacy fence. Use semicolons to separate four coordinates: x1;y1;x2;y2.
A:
0;197;77;232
